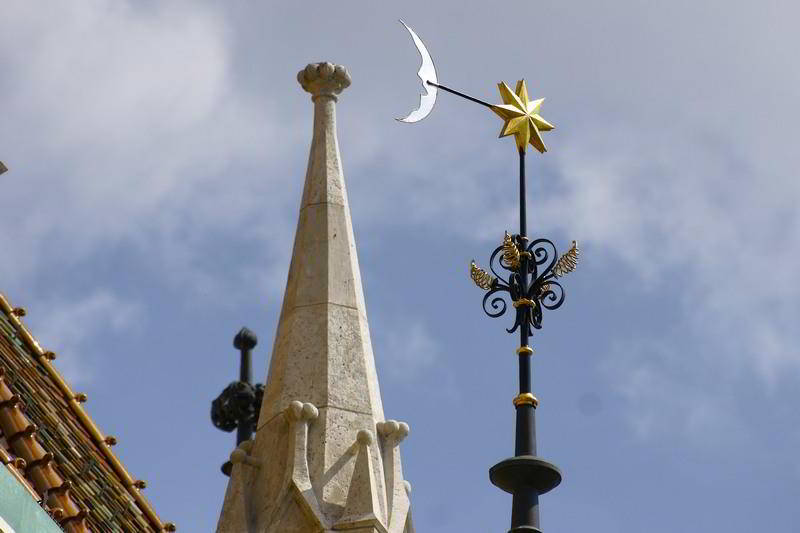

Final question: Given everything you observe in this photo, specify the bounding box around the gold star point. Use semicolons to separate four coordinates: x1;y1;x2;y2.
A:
491;80;554;154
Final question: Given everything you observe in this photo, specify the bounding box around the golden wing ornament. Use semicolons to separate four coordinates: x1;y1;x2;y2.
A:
470;260;495;290
502;231;521;270
553;240;579;278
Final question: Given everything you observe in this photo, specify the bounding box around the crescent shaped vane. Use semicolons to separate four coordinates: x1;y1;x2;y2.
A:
397;20;438;123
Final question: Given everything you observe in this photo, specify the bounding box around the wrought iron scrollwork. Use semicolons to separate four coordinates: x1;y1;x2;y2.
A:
473;233;574;337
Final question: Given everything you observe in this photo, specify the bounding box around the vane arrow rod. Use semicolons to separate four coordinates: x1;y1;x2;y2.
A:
426;81;494;109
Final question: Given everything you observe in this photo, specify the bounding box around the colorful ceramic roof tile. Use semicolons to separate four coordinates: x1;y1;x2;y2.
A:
0;293;175;532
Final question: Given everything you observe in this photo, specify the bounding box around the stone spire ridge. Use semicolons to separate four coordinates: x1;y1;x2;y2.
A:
216;63;413;533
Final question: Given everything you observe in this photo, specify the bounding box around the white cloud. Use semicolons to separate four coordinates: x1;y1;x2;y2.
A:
380;320;440;381
602;338;745;444
376;317;462;405
541;124;800;444
0;1;288;301
542;126;800;377
24;289;142;384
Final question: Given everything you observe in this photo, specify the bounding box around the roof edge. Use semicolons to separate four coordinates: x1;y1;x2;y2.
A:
0;292;175;532
0;447;40;501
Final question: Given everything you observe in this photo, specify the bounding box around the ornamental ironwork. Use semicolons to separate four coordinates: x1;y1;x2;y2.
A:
210;327;263;476
475;235;578;336
211;380;264;435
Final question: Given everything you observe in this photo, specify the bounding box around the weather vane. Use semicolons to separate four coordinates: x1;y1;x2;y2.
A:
398;20;580;533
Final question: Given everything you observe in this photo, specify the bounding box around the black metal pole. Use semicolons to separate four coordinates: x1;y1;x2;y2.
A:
426;81;495;109
510;148;540;532
233;328;257;445
488;147;561;532
518;148;531;404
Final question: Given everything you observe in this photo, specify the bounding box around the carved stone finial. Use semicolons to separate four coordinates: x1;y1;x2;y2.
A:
297;62;351;100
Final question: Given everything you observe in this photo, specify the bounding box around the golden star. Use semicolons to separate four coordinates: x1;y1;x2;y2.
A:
491;80;554;154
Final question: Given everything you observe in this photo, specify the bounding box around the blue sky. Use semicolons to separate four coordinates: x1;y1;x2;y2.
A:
2;1;800;531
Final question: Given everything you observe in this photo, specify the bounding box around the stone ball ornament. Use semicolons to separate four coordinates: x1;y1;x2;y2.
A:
356;429;374;446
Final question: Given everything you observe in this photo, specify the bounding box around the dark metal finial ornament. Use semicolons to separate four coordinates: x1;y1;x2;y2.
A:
211;327;264;476
399;21;579;533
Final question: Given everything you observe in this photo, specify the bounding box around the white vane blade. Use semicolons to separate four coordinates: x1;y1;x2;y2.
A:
397;20;438;123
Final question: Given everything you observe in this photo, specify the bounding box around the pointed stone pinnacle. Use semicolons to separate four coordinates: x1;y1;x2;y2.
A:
216;63;413;533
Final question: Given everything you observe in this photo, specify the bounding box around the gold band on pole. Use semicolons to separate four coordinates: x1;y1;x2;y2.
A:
512;298;534;308
516;345;534;355
512;393;539;408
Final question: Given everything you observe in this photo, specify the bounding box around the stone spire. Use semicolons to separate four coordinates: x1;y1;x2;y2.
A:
216;62;414;533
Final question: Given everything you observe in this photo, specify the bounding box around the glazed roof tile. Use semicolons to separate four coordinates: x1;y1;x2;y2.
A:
0;293;175;532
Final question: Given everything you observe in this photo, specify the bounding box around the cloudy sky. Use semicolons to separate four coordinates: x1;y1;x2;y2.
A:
2;1;799;531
